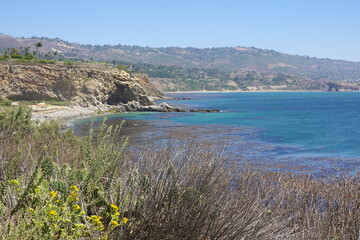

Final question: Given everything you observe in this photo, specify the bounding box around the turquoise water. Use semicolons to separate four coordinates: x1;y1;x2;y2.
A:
165;92;360;157
73;92;360;174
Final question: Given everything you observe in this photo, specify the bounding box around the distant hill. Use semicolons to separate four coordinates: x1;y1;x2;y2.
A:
125;63;331;92
1;34;360;83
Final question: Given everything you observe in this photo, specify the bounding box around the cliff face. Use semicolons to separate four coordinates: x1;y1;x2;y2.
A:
326;82;360;92
0;62;155;107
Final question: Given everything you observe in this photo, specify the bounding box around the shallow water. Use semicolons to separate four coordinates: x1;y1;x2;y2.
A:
72;92;360;175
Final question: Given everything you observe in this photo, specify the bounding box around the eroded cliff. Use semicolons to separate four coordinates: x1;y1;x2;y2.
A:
0;62;156;107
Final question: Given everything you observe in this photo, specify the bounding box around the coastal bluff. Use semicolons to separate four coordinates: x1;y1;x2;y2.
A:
0;62;157;108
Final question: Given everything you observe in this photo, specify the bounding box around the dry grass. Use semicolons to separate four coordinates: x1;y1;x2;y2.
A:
1;106;360;239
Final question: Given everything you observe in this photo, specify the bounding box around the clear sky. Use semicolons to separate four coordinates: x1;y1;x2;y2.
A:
1;0;359;62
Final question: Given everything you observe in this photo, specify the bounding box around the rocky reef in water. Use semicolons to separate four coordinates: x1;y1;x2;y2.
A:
116;101;219;112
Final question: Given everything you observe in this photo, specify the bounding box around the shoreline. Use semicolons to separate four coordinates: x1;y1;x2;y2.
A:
30;104;114;124
29;99;220;124
164;90;327;94
28;90;356;123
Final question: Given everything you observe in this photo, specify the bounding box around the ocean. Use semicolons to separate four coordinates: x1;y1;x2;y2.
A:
72;92;360;175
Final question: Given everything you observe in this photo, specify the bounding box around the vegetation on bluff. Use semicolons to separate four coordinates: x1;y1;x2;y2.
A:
1;106;360;239
0;43;111;68
3;34;360;82
2;44;359;92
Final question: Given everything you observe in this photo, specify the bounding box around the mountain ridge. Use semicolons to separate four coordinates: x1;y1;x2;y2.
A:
2;33;357;63
1;33;360;84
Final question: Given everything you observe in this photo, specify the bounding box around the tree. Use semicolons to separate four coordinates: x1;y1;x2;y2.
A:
34;42;43;57
35;41;43;49
24;47;31;56
9;48;21;58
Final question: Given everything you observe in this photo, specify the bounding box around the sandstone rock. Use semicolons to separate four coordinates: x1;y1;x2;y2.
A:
0;62;156;107
0;62;221;115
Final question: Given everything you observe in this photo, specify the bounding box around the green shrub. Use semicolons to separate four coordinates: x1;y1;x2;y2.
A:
116;65;130;73
9;54;23;59
0;105;33;135
0;98;12;106
34;59;56;64
64;61;74;65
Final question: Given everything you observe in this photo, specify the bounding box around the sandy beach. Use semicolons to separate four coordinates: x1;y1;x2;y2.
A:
29;103;112;123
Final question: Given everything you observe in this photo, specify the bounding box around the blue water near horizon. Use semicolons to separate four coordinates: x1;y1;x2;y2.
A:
163;92;360;157
72;92;360;174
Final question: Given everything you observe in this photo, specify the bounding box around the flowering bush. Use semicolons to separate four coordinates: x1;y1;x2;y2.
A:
2;181;128;239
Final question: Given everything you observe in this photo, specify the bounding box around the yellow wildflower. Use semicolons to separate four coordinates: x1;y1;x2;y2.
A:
92;216;102;224
87;215;102;224
87;215;104;230
7;179;20;186
110;203;119;212
69;185;79;192
72;204;81;211
68;191;79;201
50;190;57;199
111;220;119;227
114;212;120;216
48;210;58;216
122;217;128;224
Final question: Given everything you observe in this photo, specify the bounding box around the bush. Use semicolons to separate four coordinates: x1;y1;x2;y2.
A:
0;98;12;106
34;59;56;64
0;105;33;136
0;108;360;239
116;65;131;73
0;117;129;239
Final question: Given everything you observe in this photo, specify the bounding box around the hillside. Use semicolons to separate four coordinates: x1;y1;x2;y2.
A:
1;34;360;83
127;63;360;92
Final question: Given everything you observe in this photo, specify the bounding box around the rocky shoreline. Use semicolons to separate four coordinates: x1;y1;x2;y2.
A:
30;101;220;123
0;62;219;123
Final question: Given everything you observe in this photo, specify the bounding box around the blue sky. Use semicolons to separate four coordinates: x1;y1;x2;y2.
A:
1;0;359;61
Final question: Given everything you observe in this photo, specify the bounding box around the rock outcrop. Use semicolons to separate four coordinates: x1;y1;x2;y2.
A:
105;101;219;113
0;62;155;107
326;82;360;92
